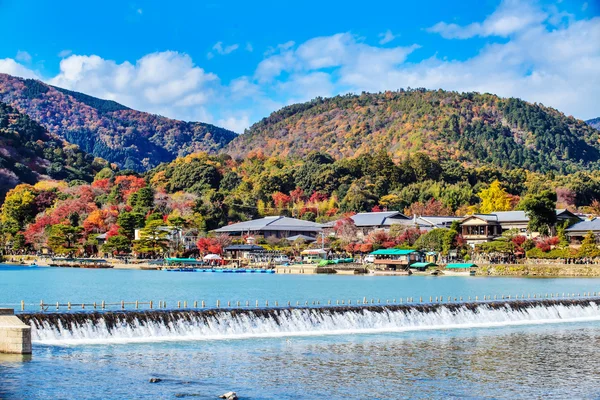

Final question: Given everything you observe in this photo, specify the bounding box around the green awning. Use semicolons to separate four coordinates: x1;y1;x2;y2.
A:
445;263;478;269
411;262;437;268
165;258;202;264
370;249;416;255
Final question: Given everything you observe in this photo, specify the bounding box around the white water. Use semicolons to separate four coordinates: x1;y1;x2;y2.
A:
30;303;600;345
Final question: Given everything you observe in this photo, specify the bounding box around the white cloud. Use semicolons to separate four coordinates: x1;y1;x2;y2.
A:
47;51;219;123
15;50;32;64
255;33;418;83
58;49;72;58
245;42;254;52
212;42;239;55
428;0;547;39
0;58;39;79
264;40;295;56
378;30;398;44
217;114;251;133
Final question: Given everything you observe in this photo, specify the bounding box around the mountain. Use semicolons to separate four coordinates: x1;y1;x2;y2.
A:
587;117;600;130
0;74;237;172
0;101;107;200
227;89;600;173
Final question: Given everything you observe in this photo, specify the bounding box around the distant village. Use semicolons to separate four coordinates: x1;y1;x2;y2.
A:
13;207;599;275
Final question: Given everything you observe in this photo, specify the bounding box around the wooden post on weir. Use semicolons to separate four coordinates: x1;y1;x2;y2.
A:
21;301;24;312
56;302;59;311
121;300;124;310
135;300;139;309
217;300;220;308
203;300;206;308
68;302;71;310
101;300;105;310
177;301;181;308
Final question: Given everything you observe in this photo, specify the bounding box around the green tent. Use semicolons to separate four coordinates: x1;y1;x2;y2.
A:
370;249;416;255
411;262;437;268
445;263;478;269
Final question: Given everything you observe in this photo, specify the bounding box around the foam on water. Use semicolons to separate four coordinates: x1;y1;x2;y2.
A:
20;299;600;346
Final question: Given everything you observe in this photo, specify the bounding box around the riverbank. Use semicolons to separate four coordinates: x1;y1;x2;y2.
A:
477;263;600;277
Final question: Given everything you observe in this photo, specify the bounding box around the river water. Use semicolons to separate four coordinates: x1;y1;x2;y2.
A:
2;264;600;399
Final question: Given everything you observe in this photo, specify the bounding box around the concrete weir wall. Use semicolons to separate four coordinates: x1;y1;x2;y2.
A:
0;308;32;354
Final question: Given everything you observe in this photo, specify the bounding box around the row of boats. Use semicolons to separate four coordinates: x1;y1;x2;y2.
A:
164;267;275;273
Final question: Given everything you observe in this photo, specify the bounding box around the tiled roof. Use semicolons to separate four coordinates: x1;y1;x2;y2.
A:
213;216;323;233
350;211;409;227
489;211;529;222
565;219;600;233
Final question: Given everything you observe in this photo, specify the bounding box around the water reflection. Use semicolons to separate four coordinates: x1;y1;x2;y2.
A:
2;323;600;399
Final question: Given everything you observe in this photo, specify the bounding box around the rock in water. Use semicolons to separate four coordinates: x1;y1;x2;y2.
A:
149;378;162;383
219;391;238;400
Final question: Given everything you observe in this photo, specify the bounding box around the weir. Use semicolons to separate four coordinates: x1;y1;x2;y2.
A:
18;298;600;345
0;308;32;354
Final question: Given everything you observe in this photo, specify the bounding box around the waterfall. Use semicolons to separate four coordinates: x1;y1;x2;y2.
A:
20;299;600;345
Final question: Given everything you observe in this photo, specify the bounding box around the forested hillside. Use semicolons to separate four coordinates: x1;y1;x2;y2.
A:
0;74;237;172
588;117;600;130
0;102;108;200
228;89;600;174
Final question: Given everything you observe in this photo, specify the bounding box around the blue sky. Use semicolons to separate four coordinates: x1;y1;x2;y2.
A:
0;0;598;132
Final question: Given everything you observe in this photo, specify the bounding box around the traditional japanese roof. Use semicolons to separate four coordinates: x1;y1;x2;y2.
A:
491;211;529;223
479;209;579;224
350;211;409;227
370;249;417;255
388;215;461;231
461;214;500;224
565;218;600;234
445;263;478;269
213;216;323;233
286;234;317;242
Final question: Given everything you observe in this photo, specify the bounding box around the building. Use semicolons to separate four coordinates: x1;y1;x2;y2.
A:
370;249;424;270
328;211;462;238
565;218;600;243
348;211;410;236
396;215;463;231
213;216;323;239
461;209;581;245
459;214;503;245
133;226;196;250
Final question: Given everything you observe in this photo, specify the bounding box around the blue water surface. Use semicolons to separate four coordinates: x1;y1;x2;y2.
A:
3;264;600;399
2;264;600;311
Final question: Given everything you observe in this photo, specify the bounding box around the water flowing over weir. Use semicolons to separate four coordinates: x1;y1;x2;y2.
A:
19;299;600;345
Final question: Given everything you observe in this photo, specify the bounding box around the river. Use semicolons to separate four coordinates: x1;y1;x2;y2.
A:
1;264;600;399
